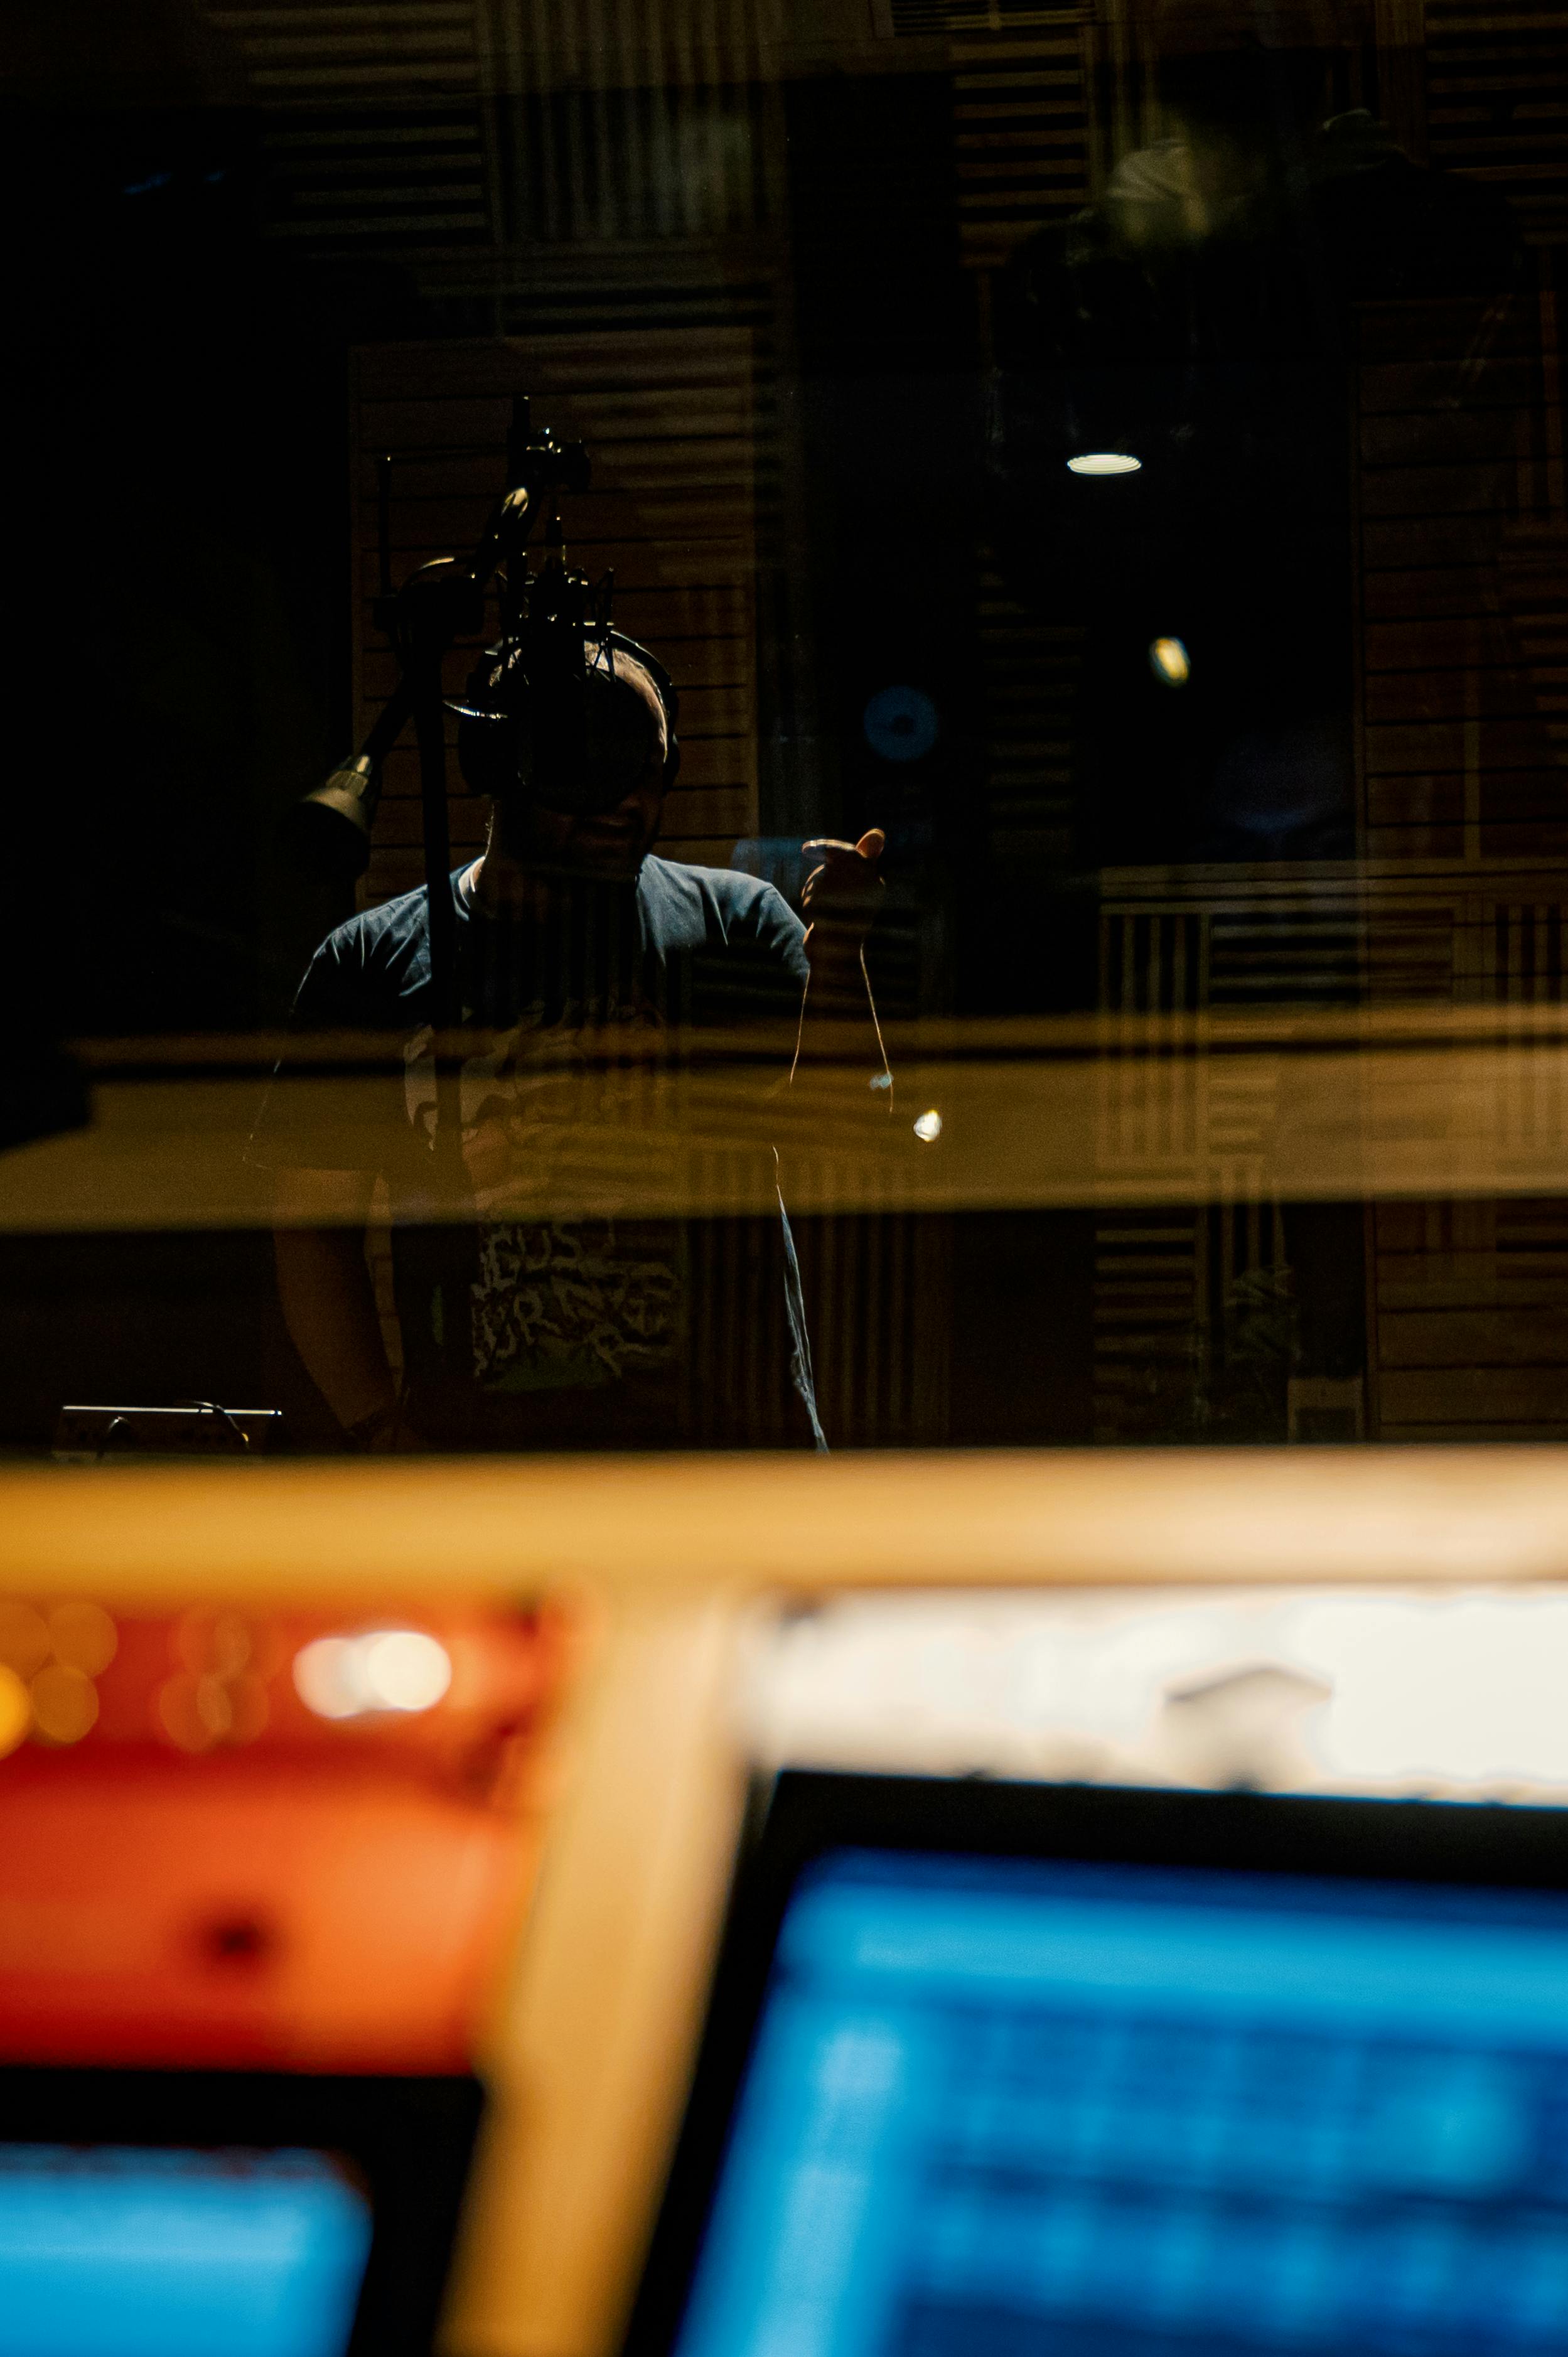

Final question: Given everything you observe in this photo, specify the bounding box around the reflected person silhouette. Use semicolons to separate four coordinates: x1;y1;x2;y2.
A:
257;641;886;1452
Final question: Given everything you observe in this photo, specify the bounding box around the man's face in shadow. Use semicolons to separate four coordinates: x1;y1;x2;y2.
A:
495;657;672;882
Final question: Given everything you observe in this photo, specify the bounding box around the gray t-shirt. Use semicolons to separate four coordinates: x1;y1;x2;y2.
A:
257;858;821;1450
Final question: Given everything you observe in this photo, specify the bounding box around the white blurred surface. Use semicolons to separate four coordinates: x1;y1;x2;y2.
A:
743;1589;1568;1801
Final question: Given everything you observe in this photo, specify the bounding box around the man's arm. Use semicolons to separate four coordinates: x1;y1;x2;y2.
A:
272;1166;404;1443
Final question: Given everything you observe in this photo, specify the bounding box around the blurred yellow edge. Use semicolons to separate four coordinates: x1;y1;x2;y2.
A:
9;1444;1568;2357
4;1446;1568;1604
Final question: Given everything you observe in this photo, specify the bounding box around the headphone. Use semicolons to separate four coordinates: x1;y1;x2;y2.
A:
453;629;680;811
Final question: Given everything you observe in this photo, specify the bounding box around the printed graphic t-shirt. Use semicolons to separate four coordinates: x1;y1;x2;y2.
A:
256;858;819;1450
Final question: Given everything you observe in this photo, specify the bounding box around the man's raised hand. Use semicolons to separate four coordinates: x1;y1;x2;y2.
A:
800;829;885;964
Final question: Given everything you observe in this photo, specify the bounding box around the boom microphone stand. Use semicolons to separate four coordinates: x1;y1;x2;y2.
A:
284;397;593;1061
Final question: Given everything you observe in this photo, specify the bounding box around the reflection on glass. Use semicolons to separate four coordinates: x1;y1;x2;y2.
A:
1;0;1564;1459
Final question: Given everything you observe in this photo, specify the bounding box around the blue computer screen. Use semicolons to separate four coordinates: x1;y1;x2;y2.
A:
674;1850;1568;2357
0;2145;373;2357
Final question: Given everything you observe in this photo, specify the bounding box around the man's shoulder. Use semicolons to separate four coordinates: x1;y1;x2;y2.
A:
640;855;802;947
293;883;432;1029
313;883;430;971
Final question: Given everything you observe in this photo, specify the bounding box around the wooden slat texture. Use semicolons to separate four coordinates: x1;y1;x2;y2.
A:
1380;1366;1568;1419
1369;1196;1568;1442
349;332;761;905
1351;1;1568;1457
205;2;491;249
1092;1212;1206;1444
951;26;1093;272
1427;0;1568;247
976;561;1082;861
478;0;775;97
1378;1307;1568;1363
883;1;1094;272
1355;287;1567;867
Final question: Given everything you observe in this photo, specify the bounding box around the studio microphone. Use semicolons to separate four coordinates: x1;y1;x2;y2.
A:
281;549;484;883
280;684;414;884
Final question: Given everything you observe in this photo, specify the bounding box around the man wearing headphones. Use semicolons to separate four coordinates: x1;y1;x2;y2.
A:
260;636;884;1453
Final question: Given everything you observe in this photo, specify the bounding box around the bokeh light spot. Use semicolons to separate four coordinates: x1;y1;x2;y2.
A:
292;1637;360;1721
294;1629;452;1719
362;1631;452;1712
158;1672;223;1751
863;685;938;763
0;1601;50;1682
1149;636;1191;687
176;1609;252;1679
0;1665;30;1759
227;1673;270;1744
30;1664;99;1746
48;1601;117;1677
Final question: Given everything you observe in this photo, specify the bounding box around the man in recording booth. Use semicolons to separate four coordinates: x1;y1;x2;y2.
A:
256;636;887;1453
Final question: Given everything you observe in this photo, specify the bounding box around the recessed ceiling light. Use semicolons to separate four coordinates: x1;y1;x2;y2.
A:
1067;452;1141;476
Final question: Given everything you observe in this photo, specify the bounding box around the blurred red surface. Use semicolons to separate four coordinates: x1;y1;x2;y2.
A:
0;1604;569;2071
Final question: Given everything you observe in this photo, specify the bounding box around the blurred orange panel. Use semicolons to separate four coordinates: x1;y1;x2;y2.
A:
0;1605;571;2072
0;1764;531;2071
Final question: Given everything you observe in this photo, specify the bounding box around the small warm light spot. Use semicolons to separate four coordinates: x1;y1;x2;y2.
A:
294;1629;453;1721
1149;636;1191;687
0;1665;30;1759
913;1109;943;1144
30;1664;99;1746
48;1601;117;1677
0;1601;50;1682
194;1675;234;1741
176;1609;252;1679
1066;451;1141;476
156;1675;205;1751
227;1673;270;1744
158;1671;239;1752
